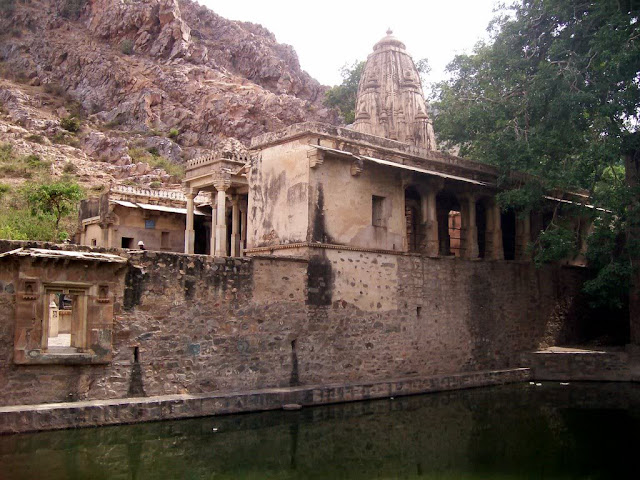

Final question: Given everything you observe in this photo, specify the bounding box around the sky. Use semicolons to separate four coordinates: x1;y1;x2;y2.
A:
202;0;502;88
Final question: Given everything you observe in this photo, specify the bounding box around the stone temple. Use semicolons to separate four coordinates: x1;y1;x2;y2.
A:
353;30;436;150
0;32;621;434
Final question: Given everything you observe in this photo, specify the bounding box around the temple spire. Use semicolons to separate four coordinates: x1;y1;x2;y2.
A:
352;31;436;150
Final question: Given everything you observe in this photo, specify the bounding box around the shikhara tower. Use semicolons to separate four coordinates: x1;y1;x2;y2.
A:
352;30;436;150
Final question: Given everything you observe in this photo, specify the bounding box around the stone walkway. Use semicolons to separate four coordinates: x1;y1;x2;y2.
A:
0;368;530;434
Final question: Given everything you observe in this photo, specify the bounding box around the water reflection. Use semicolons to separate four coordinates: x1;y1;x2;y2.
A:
1;383;639;479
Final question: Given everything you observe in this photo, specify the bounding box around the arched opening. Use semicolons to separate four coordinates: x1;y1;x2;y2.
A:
405;186;422;252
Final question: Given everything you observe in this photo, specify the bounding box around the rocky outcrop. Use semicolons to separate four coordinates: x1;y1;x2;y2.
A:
0;0;339;163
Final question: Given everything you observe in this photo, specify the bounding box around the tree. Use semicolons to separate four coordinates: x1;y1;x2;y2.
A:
23;180;83;235
433;1;640;319
325;61;365;124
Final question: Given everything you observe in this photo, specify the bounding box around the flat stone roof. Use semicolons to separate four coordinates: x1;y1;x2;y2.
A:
250;121;498;178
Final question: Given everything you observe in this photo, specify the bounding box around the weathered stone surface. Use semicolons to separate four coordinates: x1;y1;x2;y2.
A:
0;240;598;411
0;368;530;434
0;0;340;155
352;31;436;150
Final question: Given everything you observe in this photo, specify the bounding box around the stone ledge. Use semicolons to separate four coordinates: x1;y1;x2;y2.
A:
0;368;530;435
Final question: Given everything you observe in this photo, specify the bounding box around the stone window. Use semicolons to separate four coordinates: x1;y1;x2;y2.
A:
44;285;88;354
121;237;134;248
372;195;386;227
145;219;156;229
91;238;97;246
5;248;126;365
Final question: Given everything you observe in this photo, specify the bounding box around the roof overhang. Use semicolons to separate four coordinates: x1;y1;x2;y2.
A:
311;145;490;187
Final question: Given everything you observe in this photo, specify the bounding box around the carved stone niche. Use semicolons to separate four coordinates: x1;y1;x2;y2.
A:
97;284;110;303
21;279;38;301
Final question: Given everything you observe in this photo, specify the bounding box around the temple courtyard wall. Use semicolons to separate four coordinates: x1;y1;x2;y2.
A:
0;240;592;409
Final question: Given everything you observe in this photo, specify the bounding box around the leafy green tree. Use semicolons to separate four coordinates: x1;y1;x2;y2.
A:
325;61;365;124
432;1;640;315
23;180;83;235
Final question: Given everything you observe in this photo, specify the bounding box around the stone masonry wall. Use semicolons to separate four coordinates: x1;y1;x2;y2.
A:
0;241;592;407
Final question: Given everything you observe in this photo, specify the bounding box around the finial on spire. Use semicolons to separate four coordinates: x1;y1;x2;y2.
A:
386;28;393;35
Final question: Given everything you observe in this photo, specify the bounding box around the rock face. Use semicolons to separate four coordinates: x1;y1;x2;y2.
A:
0;0;339;159
352;30;436;150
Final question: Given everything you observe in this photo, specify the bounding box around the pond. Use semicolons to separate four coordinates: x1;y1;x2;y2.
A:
1;382;639;479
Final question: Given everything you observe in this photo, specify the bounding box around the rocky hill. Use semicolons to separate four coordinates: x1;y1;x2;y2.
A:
0;0;339;188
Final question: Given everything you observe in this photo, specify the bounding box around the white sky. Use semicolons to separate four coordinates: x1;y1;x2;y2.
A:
201;0;502;88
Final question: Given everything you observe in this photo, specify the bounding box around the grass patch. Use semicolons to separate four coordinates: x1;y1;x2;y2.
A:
128;147;184;179
51;131;80;148
0;143;50;178
26;134;45;144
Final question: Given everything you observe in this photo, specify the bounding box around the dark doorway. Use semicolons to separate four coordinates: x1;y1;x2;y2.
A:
121;237;134;249
501;210;516;260
405;186;422;252
476;201;487;259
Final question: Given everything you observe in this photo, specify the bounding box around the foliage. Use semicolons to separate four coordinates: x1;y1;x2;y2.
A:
168;128;179;140
119;39;134;55
432;0;640;310
59;0;87;19
0;179;80;242
128;147;184;179
60;115;81;133
0;143;50;178
149;181;161;189
0;0;15;16
324;61;365;124
62;162;77;174
0;183;10;199
22;180;83;233
26;134;44;144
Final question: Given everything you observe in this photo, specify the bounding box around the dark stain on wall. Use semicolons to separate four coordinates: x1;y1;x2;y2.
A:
311;184;333;244
124;265;147;311
307;254;332;306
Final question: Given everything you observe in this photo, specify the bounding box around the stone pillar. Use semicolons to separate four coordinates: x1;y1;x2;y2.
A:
486;199;504;260
458;193;479;259
230;195;241;257
239;198;248;257
209;197;217;257
184;189;197;254
419;180;443;257
48;300;59;338
214;179;230;257
515;211;531;261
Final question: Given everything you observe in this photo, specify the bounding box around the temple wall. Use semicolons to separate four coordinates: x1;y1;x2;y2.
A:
309;156;406;250
0;241;593;407
248;139;311;248
108;206;186;251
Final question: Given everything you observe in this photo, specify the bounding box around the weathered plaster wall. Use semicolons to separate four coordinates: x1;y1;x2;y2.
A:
0;239;593;407
110;206;187;251
309;156;406;250
248;139;311;248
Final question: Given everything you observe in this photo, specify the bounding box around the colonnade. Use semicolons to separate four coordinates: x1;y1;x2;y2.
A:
409;183;532;261
184;184;247;257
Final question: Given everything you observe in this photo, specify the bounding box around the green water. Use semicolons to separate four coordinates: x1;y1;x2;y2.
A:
1;382;639;479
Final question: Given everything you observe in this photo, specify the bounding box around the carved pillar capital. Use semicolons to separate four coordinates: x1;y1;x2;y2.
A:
212;174;231;192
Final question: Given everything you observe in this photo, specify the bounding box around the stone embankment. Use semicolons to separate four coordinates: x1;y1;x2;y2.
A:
0;368;530;434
